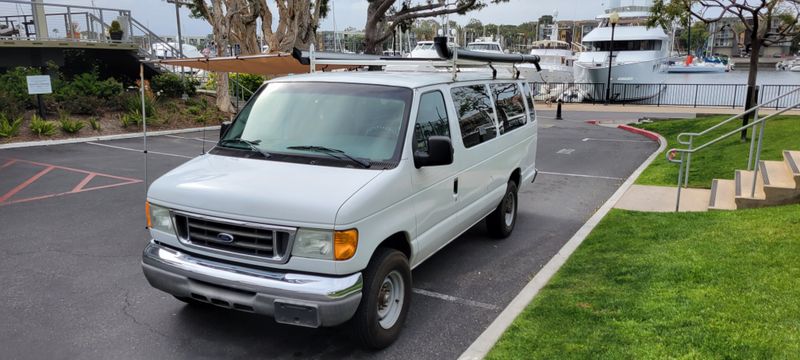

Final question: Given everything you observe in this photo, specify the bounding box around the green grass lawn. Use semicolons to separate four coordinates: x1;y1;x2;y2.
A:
634;115;800;188
488;205;800;359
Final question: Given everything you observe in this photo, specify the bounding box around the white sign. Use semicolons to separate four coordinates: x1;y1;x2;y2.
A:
26;75;52;95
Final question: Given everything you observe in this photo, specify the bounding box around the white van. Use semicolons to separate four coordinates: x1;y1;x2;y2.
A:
142;70;538;348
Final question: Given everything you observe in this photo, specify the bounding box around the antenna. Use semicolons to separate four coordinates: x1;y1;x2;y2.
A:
140;63;149;227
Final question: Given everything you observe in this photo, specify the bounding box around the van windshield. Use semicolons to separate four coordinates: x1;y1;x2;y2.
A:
219;82;413;168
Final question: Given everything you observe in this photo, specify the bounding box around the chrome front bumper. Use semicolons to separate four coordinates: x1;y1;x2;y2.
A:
141;241;362;327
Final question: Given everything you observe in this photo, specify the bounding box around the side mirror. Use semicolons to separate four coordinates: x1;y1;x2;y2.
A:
219;121;231;139
414;136;453;169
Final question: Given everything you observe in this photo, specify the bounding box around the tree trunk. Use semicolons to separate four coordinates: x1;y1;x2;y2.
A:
741;23;761;141
364;2;386;55
211;0;234;114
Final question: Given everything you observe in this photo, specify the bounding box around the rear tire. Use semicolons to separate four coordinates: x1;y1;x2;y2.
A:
349;248;411;350
487;180;518;239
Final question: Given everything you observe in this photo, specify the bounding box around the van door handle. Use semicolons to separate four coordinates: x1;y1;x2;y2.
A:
453;178;459;194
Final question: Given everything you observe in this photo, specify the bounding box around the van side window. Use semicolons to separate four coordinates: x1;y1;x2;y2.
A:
522;82;536;117
491;83;527;134
451;85;497;148
413;91;451;153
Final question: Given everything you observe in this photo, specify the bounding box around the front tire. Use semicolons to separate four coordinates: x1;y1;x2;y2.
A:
350;248;411;349
487;180;518;239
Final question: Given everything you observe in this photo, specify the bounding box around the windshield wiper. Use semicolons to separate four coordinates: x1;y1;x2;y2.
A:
286;145;371;168
219;138;271;158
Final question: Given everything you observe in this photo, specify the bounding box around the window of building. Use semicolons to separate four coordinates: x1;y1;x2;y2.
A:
413;91;451;153
490;83;527;134
451;85;497;148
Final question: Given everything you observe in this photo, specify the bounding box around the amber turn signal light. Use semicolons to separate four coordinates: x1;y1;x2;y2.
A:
145;201;152;229
334;229;358;260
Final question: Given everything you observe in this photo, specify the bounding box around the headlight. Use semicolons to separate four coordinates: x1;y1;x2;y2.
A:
146;202;174;234
292;228;358;261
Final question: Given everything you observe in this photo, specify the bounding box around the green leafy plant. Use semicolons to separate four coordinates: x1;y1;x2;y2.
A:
0;67;40;109
59;113;84;134
0;113;23;138
151;73;198;98
229;73;264;101
88;117;101;131
122;93;157;118
109;20;122;33
30;115;58;136
120;111;143;128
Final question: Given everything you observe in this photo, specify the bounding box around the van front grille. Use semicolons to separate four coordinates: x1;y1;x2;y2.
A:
173;213;294;262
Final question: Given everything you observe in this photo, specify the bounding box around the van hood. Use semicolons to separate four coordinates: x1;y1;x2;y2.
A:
147;154;383;225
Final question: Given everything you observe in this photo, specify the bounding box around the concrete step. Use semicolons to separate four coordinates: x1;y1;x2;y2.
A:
760;160;798;200
709;179;737;211
785;150;800;188
735;170;766;209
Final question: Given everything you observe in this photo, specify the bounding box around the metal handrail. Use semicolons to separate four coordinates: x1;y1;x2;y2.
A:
666;96;800;211
0;0;130;13
129;17;184;59
675;86;800;145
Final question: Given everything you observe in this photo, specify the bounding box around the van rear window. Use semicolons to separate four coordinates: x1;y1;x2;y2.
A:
490;83;527;134
451;85;497;148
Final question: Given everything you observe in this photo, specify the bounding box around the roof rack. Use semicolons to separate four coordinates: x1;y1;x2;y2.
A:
292;37;541;80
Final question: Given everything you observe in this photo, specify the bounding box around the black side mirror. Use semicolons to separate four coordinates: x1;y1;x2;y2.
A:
414;136;453;169
219;121;231;139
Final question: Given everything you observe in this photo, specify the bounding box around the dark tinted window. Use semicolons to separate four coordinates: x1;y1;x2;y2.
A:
522;83;536;116
491;83;527;134
585;40;662;51
413;91;450;153
451;85;497;148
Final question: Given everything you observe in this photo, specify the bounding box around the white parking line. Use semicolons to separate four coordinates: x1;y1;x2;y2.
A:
85;142;194;159
164;134;218;143
581;137;653;143
538;171;623;181
412;288;500;311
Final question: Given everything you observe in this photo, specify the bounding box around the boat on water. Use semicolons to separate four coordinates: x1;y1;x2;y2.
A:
668;56;732;73
528;39;576;83
574;3;670;101
777;57;800;72
465;38;504;54
409;40;457;58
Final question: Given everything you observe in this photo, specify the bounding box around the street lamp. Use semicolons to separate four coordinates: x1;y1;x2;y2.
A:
605;11;620;105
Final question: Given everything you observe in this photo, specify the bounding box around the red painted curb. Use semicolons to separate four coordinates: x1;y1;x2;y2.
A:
617;124;660;142
585;120;599;125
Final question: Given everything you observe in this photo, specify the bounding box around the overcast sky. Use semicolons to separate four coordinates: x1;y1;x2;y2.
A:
74;0;632;36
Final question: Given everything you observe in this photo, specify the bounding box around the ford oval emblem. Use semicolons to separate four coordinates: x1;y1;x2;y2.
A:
216;233;235;243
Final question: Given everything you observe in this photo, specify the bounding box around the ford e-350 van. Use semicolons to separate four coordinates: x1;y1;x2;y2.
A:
142;68;538;348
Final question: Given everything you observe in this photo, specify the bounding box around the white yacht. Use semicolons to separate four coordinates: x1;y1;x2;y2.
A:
409;40;457;58
574;3;670;101
529;40;575;83
466;39;504;54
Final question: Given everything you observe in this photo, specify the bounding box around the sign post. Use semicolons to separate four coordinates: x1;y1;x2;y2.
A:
26;75;52;119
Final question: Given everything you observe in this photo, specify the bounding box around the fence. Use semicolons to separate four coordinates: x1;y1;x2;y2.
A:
531;82;800;109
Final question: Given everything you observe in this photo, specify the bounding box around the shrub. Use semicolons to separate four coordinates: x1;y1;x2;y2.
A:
88;117;101;131
0;114;23;138
151;73;198;98
109;20;122;33
30;115;58;136
0;92;25;119
120;111;143;128
122;93;157;118
0;67;41;109
59;113;84;134
59;95;103;116
229;73;264;101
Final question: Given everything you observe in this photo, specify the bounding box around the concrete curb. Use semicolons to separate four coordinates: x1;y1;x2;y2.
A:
458;126;667;360
618;124;662;142
0;126;221;150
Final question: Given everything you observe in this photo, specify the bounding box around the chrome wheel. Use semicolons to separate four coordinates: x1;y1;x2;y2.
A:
503;191;516;227
376;270;405;329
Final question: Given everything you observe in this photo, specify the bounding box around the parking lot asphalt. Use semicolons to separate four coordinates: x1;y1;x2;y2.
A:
0;114;657;360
